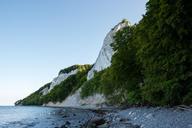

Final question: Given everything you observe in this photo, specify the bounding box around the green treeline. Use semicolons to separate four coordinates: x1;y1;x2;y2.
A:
20;83;51;105
81;0;192;106
18;65;91;105
42;65;91;103
16;0;192;106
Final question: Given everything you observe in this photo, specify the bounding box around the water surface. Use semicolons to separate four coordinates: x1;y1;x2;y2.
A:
0;106;94;128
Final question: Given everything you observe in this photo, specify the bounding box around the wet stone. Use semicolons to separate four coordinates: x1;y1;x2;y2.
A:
65;121;70;125
120;118;130;122
62;115;68;118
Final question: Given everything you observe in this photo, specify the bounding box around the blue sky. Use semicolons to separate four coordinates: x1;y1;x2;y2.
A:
0;0;147;105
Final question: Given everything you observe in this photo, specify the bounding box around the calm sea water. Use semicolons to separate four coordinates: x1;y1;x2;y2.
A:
0;106;93;128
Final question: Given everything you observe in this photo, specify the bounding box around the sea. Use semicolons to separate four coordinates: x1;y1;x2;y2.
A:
0;106;93;128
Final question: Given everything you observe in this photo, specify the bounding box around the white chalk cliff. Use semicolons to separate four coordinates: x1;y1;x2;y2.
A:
16;21;129;108
41;69;78;96
44;89;106;108
87;21;129;80
49;69;78;92
46;21;129;107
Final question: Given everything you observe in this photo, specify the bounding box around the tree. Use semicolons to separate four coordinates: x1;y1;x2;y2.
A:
101;23;143;105
136;0;192;105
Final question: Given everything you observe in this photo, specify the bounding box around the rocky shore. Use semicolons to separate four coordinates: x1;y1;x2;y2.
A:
57;106;192;128
58;107;140;128
2;106;191;128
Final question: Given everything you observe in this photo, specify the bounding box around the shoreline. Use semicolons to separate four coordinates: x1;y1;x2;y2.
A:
14;105;192;128
15;104;192;110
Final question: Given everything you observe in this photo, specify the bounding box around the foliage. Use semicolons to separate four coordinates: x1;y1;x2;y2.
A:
135;0;192;106
81;0;192;106
16;65;91;105
17;0;192;106
183;88;192;105
80;70;105;98
17;83;51;105
43;67;90;103
81;25;143;105
59;64;90;74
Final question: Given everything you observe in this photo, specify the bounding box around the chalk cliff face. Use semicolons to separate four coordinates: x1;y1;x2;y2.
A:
15;65;91;106
87;22;129;80
15;21;128;108
50;21;129;107
41;69;78;95
38;66;79;96
44;89;106;108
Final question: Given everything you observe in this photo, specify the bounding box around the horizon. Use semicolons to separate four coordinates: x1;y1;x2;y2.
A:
0;0;147;105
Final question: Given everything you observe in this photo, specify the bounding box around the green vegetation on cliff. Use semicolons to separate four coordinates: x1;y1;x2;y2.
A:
16;65;91;105
19;83;51;105
16;0;192;106
135;0;192;105
81;0;192;106
81;24;143;105
42;65;90;103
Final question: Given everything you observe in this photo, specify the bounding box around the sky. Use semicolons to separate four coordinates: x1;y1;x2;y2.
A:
0;0;147;105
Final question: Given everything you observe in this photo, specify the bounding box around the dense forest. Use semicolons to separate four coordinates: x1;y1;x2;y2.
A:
16;0;192;106
81;0;192;106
